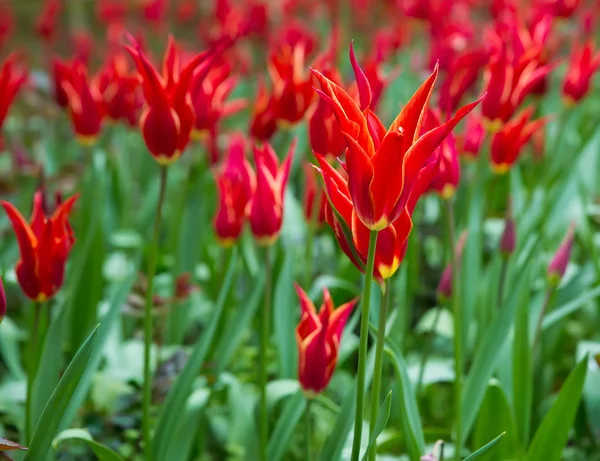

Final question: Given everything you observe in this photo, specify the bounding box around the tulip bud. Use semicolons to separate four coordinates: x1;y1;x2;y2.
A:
500;207;516;257
437;231;468;300
548;224;576;287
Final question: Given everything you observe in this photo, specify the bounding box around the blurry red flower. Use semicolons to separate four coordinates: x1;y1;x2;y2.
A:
500;206;516;256
213;134;255;246
141;0;169;27
457;113;485;159
70;29;94;64
537;0;580;18
190;58;247;164
303;162;326;227
0;2;13;49
97;0;128;24
175;0;197;23
0;54;27;139
562;40;600;104
249;140;295;245
295;284;357;395
249;79;278;141
51;57;73;108
548;223;576;286
35;0;61;43
312;43;482;231
1;191;78;302
425;111;460;199
268;43;315;126
490;107;546;174
61;62;105;146
437;231;467;299
97;54;142;127
125;35;223;164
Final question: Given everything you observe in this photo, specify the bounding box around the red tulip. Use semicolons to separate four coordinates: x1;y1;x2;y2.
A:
1;191;78;302
562;40;600;104
0;2;13;50
61;62;104;146
190;58;247;164
125;35;223;164
490;107;546;174
35;0;61;43
424;110;460;199
97;54;141;127
213;134;256;246
437;231;468;300
0;54;27;139
51;57;73;108
312;43;483;231
457;113;485;159
500;207;516;256
268;43;316;126
249;141;295;245
295;284;357;395
548;223;576;286
249;79;278;141
303;162;326;227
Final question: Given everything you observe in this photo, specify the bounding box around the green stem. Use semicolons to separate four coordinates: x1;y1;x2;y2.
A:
416;306;443;397
25;302;42;443
305;397;313;461
259;245;272;461
445;199;463;461
497;258;509;311
142;165;169;461
351;229;379;461
367;279;391;461
532;287;557;355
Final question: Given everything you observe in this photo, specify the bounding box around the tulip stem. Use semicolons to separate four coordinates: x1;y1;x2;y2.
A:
259;245;272;461
25;302;42;443
445;198;463;461
305;397;313;461
532;287;556;355
367;278;391;461
351;229;378;461
142;165;169;461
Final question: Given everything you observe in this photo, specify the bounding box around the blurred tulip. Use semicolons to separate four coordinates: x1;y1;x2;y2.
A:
249;140;295;245
249;79;278;141
500;206;516;256
312;43;482;231
97;0;128;24
0;54;27;141
425;110;460;199
176;0;197;23
141;0;169;27
61;62;104;146
562;40;600;104
213;134;255;246
295;284;357;395
50;57;73;108
1;191;78;302
125;35;223;164
490;107;546;173
548;224;575;286
35;0;61;43
0;2;13;50
437;231;468;300
97;54;142;127
458;113;485;159
303;162;326;227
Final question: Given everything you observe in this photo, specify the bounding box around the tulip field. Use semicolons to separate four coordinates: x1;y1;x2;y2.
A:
2;0;600;460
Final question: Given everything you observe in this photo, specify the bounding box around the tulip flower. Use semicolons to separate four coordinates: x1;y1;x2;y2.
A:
548;224;576;286
303;162;326;227
500;208;516;256
437;231;468;300
312;43;482;232
190;59;247;164
51;57;72;108
249;140;295;245
295;284;357;395
439;48;488;115
125;35;223;164
0;54;27;140
562;40;600;104
490;107;546;174
268;43;316;126
0;3;13;50
458;113;485;159
213;134;256;246
61;62;105;146
97;54;142;127
35;0;60;43
249;79;278;141
1;191;78;302
424;110;460;199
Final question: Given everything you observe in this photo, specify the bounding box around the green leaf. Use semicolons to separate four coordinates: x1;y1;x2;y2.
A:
461;266;530;439
513;286;532;448
463;432;506;461
360;391;392;461
52;428;124;461
214;272;266;372
153;249;238;461
385;339;426;460
542;285;600;330
526;357;588;461
266;391;306;461
24;327;99;461
273;250;297;379
0;317;25;379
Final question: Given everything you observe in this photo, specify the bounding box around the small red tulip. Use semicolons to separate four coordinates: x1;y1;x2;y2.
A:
312;43;482;231
490;107;546;174
0;2;14;49
125;35;223;164
295;284;357;395
562;40;600;104
1;191;78;302
97;54;142;127
548;224;576;286
249;79;278;141
35;0;61;43
500;207;516;256
424;110;460;199
213;134;256;246
437;231;468;300
458;113;485;159
61;62;104;146
303;162;326;227
51;57;73;108
0;54;27;139
249;141;295;245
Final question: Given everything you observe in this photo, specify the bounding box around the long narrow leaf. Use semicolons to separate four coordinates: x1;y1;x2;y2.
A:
360;391;392;461
266;391;307;461
52;428;124;461
463;432;506;461
273;250;297;379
